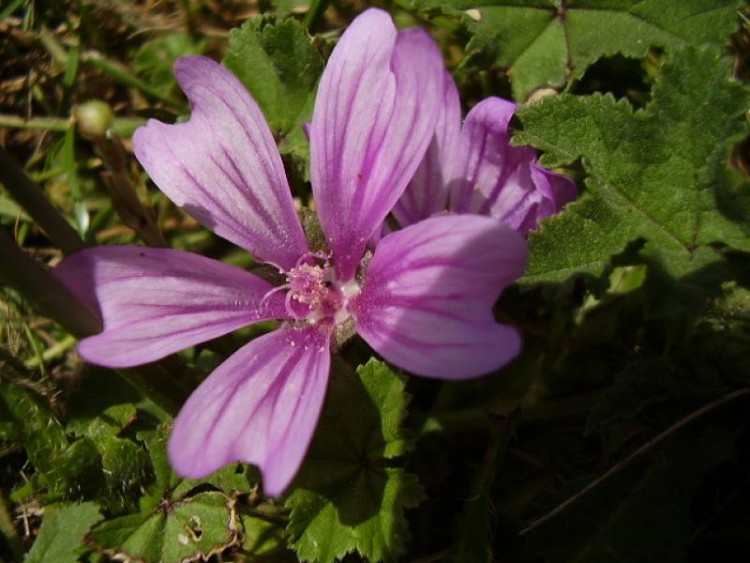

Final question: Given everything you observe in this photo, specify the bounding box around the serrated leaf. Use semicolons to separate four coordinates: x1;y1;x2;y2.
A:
67;403;137;438
414;0;742;100
26;502;102;563
139;425;256;506
88;491;240;563
67;400;150;513
286;359;424;563
46;437;104;500
224;16;323;138
0;381;68;475
516;47;750;284
87;424;256;561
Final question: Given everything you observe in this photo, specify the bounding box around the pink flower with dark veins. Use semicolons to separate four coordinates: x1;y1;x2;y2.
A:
55;9;527;496
394;71;576;234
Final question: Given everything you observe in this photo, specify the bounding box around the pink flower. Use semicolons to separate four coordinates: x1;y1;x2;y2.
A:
56;9;527;496
394;71;576;234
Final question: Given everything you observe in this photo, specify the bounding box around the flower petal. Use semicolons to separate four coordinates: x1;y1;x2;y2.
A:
450;97;517;214
133;56;308;270
55;246;287;368
453;98;577;234
353;215;527;379
392;70;464;226
168;326;331;497
310;9;443;280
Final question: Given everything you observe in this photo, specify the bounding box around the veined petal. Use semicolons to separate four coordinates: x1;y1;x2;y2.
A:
451;97;517;214
55;246;287;368
452;97;577;234
393;70;464;227
310;9;443;280
168;326;331;497
353;215;527;379
133;56;308;270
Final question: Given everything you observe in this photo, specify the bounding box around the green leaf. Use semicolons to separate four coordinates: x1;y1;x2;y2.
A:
88;491;240;563
241;514;288;556
286;359;424;563
67;403;137;438
224;16;323;139
86;424;257;561
67;401;151;513
516;47;750;284
414;0;742;100
26;502;102;563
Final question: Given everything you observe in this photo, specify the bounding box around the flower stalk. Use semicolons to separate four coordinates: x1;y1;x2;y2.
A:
0;149;85;255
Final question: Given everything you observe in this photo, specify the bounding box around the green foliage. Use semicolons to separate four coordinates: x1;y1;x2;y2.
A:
525;421;739;563
88;492;240;562
412;0;742;100
516;46;750;283
3;3;750;562
286;360;424;562
86;426;254;562
224;15;323;156
134;33;207;98
25;502;102;563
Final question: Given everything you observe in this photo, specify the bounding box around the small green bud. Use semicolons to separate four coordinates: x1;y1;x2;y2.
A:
74;100;114;138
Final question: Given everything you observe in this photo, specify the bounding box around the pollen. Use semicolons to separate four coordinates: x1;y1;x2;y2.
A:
283;258;359;324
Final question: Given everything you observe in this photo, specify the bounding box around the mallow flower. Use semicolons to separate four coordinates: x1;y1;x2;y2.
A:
393;71;576;234
55;9;527;496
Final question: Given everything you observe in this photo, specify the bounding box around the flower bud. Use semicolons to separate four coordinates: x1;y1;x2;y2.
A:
74;100;114;138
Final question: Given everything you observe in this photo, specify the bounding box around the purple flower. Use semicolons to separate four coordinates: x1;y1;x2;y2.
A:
55;9;527;496
394;71;577;234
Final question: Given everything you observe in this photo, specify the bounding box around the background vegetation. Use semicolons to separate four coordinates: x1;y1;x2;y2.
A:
1;0;749;561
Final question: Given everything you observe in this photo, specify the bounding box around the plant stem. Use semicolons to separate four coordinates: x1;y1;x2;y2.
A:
0;114;71;131
81;51;185;110
24;334;77;369
0;149;85;255
303;0;330;31
0;229;99;337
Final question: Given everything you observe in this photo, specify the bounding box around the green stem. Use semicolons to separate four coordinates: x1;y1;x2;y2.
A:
24;334;77;369
0;114;71;131
0;114;145;137
0;149;85;255
0;229;99;337
303;0;330;32
81;51;185;110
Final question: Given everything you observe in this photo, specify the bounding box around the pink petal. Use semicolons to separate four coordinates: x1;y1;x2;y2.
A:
451;97;518;215
309;9;443;281
353;215;527;379
168;326;331;497
133;56;308;270
55;246;287;368
454;98;577;234
392;70;465;226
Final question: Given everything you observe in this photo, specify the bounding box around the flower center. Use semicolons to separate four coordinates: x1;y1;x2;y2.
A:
283;256;359;325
